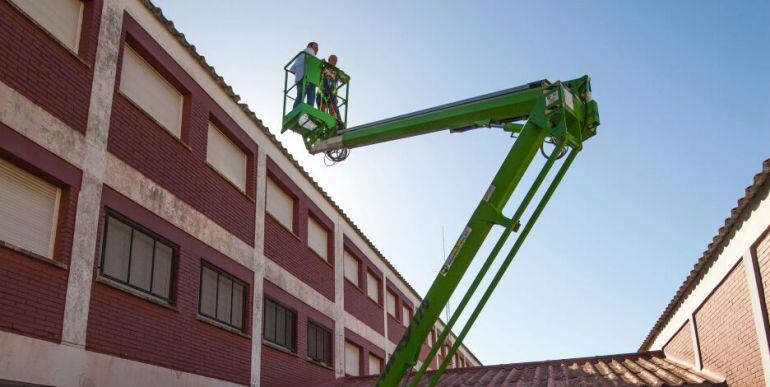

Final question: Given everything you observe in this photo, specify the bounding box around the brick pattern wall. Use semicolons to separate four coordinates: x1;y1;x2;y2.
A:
694;260;765;386
0;0;102;134
0;124;81;342
108;16;257;245
264;160;335;300
663;320;695;366
86;188;253;385
343;239;384;333
261;280;336;386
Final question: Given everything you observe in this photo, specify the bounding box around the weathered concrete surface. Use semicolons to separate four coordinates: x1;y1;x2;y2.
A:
0;82;87;169
250;149;267;387
61;0;125;347
0;330;244;387
103;154;254;267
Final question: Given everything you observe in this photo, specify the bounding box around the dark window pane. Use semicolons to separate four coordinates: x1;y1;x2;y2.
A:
217;276;233;323
152;243;173;298
102;217;131;281
308;324;317;359
200;266;217;318
276;307;285;346
129;230;153;291
264;299;276;342
232;282;244;329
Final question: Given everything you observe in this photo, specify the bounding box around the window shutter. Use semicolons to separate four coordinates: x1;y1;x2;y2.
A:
266;178;295;231
366;272;379;303
119;46;183;137
307;217;328;260
10;0;83;52
369;354;381;375
343;250;359;284
386;291;396;317
402;305;411;326
207;123;247;190
345;341;360;376
0;158;60;258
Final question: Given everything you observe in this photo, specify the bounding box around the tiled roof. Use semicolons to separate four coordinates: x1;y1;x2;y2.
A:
328;351;723;386
137;0;481;365
639;158;770;351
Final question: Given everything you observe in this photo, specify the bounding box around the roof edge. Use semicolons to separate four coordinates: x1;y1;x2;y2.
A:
639;158;770;351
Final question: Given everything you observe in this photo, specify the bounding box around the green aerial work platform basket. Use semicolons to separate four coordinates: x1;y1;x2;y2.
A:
282;51;350;152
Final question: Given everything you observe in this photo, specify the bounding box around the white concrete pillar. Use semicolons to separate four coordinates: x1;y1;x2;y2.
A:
334;216;345;377
250;149;268;386
689;314;702;370
742;251;770;385
61;0;126;347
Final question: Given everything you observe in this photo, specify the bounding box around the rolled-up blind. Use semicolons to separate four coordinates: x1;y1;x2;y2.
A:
10;0;83;52
307;217;328;261
0;158;60;258
207;123;247;190
119;46;183;137
345;341;360;376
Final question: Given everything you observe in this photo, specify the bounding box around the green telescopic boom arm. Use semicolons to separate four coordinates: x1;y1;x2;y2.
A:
287;75;600;386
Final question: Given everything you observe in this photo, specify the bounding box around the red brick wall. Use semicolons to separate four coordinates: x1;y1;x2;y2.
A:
386;280;413;344
261;280;336;386
0;123;81;342
86;188;253;385
663;321;695;366
264;159;335;300
108;16;257;245
694;260;765;386
0;0;103;134
343;238;384;333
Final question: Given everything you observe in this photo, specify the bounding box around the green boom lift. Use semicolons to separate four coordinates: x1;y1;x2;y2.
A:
282;53;600;386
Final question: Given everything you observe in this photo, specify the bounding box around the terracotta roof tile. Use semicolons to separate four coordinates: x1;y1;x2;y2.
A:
326;351;724;386
639;158;770;351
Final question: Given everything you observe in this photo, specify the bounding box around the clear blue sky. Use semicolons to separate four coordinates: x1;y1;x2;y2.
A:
155;0;770;365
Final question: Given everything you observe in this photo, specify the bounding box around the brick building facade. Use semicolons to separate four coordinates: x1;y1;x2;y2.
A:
640;159;770;386
0;0;478;386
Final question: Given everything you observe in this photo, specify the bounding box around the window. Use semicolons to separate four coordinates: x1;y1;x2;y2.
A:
368;354;382;375
100;213;174;300
402;305;412;326
0;157;60;259
207;123;247;191
263;297;296;352
344;341;361;376
119;45;183;137
10;0;83;52
266;177;295;232
199;263;246;330
307;320;332;366
366;271;380;303
343;250;359;285
386;290;397;318
307;216;329;261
